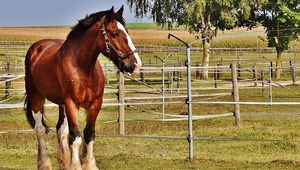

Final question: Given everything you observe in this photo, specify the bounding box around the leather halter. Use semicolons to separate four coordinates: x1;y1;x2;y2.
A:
100;18;137;61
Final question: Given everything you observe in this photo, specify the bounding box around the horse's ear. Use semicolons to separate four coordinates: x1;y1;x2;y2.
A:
116;5;124;17
106;6;115;22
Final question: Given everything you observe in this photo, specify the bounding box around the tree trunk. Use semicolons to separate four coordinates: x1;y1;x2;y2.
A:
275;19;282;79
275;48;283;79
200;40;210;80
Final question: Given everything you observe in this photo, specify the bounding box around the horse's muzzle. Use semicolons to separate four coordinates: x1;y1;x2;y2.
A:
122;62;136;76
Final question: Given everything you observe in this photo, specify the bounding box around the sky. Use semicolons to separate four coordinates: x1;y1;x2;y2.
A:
0;0;151;27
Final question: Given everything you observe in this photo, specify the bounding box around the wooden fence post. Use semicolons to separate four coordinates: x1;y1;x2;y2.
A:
291;66;296;85
217;64;221;79
237;63;241;78
104;63;109;86
195;62;200;79
118;71;125;135
140;71;145;83
5;62;11;98
261;70;265;94
253;64;257;87
270;62;273;78
214;67;218;88
231;63;241;126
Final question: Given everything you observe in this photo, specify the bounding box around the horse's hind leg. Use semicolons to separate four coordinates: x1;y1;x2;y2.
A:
28;95;52;170
56;105;71;170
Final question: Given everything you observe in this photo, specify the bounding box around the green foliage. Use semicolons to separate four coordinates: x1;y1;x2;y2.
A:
127;0;300;53
244;0;300;52
127;0;250;37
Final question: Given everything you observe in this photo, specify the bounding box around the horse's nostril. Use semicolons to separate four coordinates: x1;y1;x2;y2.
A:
123;62;138;74
133;62;137;69
123;64;132;73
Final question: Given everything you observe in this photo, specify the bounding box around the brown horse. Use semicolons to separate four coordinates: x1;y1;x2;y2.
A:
24;6;141;170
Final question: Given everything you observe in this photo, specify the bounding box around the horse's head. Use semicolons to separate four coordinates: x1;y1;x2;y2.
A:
100;6;142;77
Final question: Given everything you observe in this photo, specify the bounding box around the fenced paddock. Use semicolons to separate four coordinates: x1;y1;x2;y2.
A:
0;42;300;129
1;40;300;169
1;60;299;125
0;43;299;112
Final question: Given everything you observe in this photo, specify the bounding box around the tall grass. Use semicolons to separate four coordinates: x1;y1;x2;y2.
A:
211;38;268;48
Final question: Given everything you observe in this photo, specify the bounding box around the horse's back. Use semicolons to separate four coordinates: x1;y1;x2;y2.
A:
26;39;64;64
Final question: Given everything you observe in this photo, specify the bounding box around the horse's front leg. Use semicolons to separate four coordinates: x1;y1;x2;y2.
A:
65;101;82;170
81;104;101;170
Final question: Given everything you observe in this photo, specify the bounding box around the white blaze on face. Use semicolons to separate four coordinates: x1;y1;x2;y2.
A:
117;22;142;75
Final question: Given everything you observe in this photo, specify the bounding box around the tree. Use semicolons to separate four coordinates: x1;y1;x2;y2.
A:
127;0;250;80
241;0;300;78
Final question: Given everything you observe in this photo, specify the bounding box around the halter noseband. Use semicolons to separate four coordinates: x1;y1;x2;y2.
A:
100;18;137;61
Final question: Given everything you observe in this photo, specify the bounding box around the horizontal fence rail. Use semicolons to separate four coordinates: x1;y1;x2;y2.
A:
0;63;298;108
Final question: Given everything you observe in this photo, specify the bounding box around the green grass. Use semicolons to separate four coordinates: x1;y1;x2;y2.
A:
1;85;300;169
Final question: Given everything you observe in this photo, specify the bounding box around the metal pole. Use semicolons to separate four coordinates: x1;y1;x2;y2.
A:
162;62;165;120
263;57;273;105
168;33;198;160
186;46;193;160
269;62;273;105
154;54;172;120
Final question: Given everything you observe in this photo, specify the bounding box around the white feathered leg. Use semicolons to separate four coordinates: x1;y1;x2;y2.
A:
33;111;52;170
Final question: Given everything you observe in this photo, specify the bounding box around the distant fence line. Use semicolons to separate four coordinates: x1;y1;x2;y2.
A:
135;45;300;55
1;40;300;58
0;40;299;76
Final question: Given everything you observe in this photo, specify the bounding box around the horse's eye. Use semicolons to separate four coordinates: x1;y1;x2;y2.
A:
112;32;119;38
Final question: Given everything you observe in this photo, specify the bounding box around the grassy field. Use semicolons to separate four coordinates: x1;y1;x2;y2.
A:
0;23;269;47
1;85;300;169
0;23;300;169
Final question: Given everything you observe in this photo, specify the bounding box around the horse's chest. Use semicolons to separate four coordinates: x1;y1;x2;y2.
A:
60;64;104;107
71;79;102;104
80;86;98;101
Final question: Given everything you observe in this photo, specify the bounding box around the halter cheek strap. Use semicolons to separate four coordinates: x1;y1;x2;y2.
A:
100;18;137;61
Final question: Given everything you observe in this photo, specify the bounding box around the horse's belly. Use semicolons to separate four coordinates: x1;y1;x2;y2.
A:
32;65;64;104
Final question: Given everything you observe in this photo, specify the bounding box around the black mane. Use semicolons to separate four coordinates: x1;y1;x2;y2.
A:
67;9;125;39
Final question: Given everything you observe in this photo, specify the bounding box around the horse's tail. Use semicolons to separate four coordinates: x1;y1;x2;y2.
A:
24;96;50;133
24;96;35;129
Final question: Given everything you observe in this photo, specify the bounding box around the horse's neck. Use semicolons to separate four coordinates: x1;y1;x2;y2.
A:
63;33;100;75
